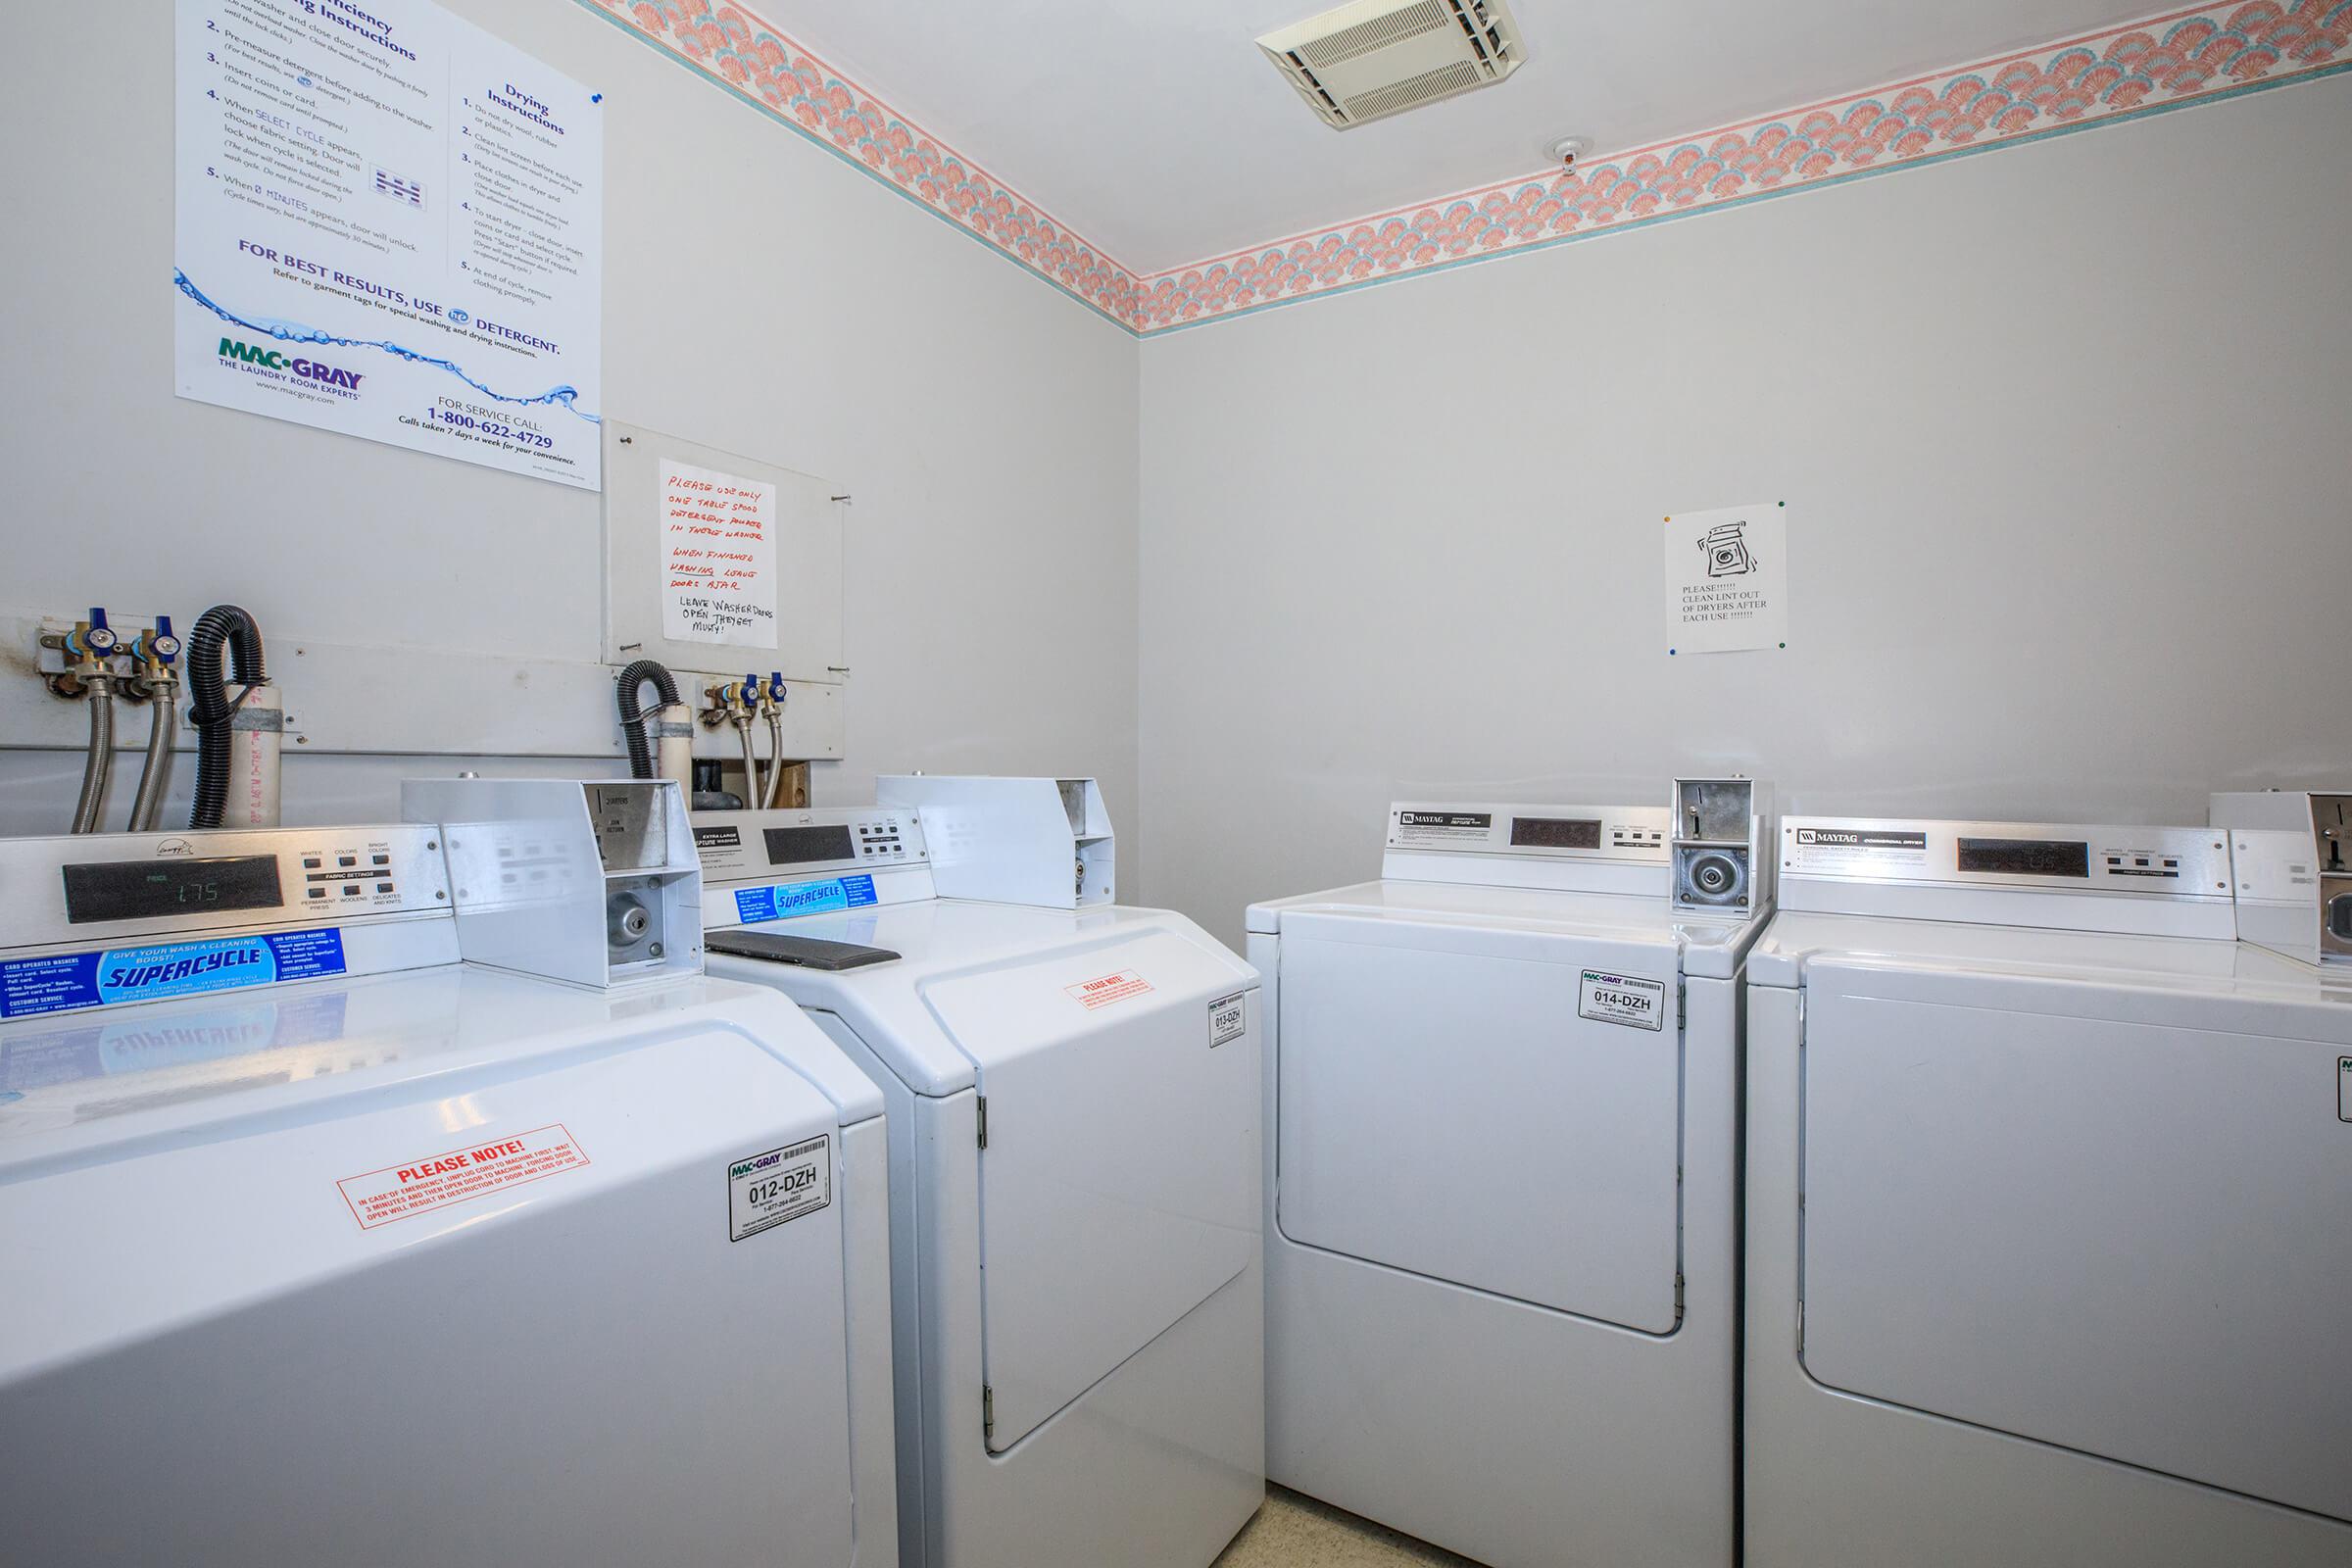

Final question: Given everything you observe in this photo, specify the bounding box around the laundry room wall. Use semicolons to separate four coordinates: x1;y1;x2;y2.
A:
0;0;1141;843
1137;74;2352;946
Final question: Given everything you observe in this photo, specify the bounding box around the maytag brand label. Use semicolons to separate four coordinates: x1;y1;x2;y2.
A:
1788;824;1931;875
1794;827;1928;852
0;929;347;1020
1393;810;1494;848
732;875;877;925
1578;970;1667;1032
728;1135;831;1242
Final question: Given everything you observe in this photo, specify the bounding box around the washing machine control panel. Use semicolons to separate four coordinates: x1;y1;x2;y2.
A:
1782;818;2232;897
0;826;451;954
1388;804;1671;862
690;808;929;881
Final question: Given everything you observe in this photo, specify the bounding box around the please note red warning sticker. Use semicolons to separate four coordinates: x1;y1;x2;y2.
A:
338;1123;590;1230
1065;970;1152;1009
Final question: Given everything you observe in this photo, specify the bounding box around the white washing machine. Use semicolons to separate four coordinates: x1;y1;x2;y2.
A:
1747;815;2352;1567
1247;799;1767;1568
694;789;1264;1568
0;781;898;1567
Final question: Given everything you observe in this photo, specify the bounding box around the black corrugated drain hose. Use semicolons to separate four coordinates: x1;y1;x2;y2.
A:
614;660;680;780
185;605;266;829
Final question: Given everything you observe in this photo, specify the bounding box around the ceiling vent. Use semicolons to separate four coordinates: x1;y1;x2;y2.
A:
1257;0;1526;130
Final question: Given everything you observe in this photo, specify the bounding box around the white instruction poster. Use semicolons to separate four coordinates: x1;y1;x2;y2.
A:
173;0;603;488
660;460;778;649
1662;502;1789;655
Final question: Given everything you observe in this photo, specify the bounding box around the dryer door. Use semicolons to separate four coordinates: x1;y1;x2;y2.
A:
1799;960;2352;1524
1276;910;1685;1333
923;928;1258;1452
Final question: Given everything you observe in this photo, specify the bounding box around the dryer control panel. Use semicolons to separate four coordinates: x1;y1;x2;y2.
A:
1387;804;1671;861
1381;803;1679;897
1782;818;2232;896
1778;816;2237;940
0;827;450;955
691;808;928;882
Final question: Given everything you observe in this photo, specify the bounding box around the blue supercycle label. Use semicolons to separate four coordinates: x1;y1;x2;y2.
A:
733;874;877;925
0;928;348;1020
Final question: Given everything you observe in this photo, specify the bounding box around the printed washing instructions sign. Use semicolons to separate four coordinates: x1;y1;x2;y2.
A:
661;460;778;648
1663;503;1789;655
173;0;603;487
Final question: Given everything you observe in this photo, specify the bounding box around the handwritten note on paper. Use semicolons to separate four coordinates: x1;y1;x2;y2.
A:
660;459;778;649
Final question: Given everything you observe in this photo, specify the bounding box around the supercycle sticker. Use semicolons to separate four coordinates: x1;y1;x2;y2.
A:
0;928;347;1020
733;874;877;925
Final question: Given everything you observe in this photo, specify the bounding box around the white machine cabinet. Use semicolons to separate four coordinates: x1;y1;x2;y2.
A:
1746;815;2352;1568
1249;793;1769;1568
0;804;898;1568
696;799;1263;1568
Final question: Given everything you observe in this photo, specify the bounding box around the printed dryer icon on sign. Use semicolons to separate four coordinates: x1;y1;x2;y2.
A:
1699;520;1756;577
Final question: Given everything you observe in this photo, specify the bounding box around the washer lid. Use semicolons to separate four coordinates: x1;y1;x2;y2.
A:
1748;907;2352;1008
1247;878;1763;979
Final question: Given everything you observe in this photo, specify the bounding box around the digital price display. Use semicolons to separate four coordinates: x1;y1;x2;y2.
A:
1956;838;2090;878
763;825;857;866
1510;816;1603;851
62;856;284;923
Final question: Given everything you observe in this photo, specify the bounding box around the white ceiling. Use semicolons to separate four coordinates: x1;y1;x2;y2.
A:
754;0;2172;273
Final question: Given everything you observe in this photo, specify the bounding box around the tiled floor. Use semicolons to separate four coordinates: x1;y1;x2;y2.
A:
1214;1487;1482;1567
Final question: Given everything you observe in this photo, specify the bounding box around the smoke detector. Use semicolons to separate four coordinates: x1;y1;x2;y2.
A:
1257;0;1527;130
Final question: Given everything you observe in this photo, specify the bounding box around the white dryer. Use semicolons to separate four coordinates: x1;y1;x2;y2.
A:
694;792;1264;1568
1747;816;2352;1567
1247;800;1765;1568
0;783;897;1567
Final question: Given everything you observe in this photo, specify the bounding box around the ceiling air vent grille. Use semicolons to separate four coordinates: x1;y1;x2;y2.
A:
1343;59;1483;122
1296;0;1450;68
1258;0;1527;130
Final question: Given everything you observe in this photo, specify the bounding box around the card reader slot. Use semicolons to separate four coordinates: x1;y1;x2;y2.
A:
705;929;902;971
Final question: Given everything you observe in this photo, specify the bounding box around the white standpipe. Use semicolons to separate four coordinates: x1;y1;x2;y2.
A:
656;715;695;796
227;684;283;827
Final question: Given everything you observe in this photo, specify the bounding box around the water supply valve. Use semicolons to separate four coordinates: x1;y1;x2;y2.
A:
64;608;118;663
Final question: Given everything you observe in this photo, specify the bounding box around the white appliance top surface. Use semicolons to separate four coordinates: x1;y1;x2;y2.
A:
1248;878;1763;979
0;967;879;1163
706;899;1257;1095
1753;908;2351;1008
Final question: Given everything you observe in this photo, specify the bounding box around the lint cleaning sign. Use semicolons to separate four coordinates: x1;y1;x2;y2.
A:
1663;503;1789;655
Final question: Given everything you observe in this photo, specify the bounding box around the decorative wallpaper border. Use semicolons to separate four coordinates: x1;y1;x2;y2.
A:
585;1;2352;337
1135;1;2352;330
577;0;1143;326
